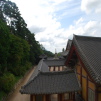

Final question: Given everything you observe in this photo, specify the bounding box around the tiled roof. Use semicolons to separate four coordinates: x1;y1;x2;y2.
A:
73;35;101;84
47;57;54;60
44;59;65;66
61;51;68;56
20;70;81;94
27;59;49;83
66;39;72;50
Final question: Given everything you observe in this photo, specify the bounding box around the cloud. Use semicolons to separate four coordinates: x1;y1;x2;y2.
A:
10;0;101;53
29;26;46;34
65;18;101;37
81;0;101;13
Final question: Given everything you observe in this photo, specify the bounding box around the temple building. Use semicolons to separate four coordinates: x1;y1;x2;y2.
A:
20;34;101;101
20;58;81;101
65;35;101;101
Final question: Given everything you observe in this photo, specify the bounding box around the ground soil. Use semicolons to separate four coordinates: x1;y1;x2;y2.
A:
6;66;36;101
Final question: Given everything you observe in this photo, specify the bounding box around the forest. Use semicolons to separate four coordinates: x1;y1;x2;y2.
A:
0;0;54;100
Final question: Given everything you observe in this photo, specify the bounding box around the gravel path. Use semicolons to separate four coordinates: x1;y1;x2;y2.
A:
6;66;35;101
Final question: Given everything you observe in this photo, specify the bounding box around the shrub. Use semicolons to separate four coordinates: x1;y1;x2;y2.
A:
0;72;15;92
25;61;32;70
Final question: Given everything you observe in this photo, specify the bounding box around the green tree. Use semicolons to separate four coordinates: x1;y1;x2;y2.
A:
8;34;30;75
0;20;11;74
27;33;43;64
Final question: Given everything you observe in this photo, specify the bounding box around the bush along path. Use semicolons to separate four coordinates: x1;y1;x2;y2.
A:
3;66;36;101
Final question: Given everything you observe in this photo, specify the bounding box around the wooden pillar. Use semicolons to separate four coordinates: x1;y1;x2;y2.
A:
34;95;35;101
59;94;63;101
43;95;46;101
53;66;55;71
73;92;75;101
55;67;56;71
80;66;82;94
58;94;63;101
58;66;60;71
30;95;33;101
49;67;51;71
69;93;70;99
69;93;72;100
62;66;63;71
86;75;88;101
62;94;64;101
30;95;35;101
95;87;98;101
46;94;50;101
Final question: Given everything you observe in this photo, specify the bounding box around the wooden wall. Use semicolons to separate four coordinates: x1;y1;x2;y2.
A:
75;61;96;101
30;93;75;101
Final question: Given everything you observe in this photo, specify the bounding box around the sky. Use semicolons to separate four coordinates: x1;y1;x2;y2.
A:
10;0;101;53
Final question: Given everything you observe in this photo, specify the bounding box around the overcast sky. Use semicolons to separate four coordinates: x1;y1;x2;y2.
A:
10;0;101;53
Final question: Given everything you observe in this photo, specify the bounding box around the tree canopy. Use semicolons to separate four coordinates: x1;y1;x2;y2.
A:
0;0;54;96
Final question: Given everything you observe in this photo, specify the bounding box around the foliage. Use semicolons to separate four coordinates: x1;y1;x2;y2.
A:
8;35;30;66
43;50;54;57
28;33;43;64
40;44;54;57
0;20;11;74
0;91;6;101
0;72;16;92
0;0;54;99
57;52;61;57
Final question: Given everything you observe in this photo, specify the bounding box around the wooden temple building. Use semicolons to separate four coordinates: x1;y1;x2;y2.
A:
65;35;101;101
20;58;81;101
20;34;101;101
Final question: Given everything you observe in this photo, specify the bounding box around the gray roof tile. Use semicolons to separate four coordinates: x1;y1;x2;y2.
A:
20;70;81;94
73;35;101;84
44;59;66;66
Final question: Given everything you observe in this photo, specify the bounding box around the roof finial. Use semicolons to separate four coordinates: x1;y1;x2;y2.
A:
54;48;58;59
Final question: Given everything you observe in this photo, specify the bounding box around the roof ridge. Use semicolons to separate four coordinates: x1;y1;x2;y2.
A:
74;34;101;39
45;58;65;60
40;70;74;75
20;59;45;91
38;59;44;71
